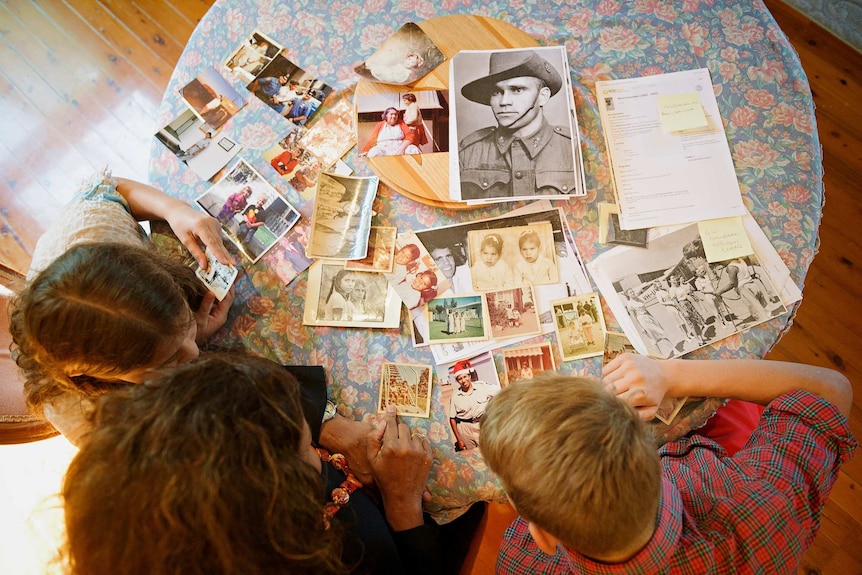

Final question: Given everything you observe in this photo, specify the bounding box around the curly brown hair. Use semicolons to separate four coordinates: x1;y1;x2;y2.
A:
9;242;206;415
62;353;346;575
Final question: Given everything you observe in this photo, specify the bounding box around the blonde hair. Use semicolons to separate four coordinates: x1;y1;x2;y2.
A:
481;374;661;558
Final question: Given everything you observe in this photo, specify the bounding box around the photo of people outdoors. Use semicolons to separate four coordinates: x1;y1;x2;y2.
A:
501;343;555;386
377;362;433;418
196;159;299;263
436;353;500;452
307;173;378;260
425;295;488;344
552;292;606;361
486;285;540;340
356;90;448;156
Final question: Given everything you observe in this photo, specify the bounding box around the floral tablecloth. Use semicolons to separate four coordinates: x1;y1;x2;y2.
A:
149;0;822;521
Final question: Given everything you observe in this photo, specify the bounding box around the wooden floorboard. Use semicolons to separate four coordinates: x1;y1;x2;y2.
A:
0;1;858;573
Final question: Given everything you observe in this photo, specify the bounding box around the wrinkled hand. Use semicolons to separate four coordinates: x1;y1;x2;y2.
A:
602;353;669;421
366;406;432;531
167;204;231;270
319;414;375;486
193;285;235;344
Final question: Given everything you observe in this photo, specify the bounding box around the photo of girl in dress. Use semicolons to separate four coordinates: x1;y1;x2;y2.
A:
302;261;401;328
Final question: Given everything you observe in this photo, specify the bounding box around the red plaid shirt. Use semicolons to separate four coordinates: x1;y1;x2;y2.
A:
497;391;856;574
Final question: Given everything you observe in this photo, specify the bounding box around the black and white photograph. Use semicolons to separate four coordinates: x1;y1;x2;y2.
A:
247;52;332;123
466;222;558;291
502;343;555;386
302;260;401;328
552;292;606;362
195;248;238;301
436;353;501;452
307;172;378;260
592;223;787;358
450;46;585;202
356;90;448;157
424;295;488;344
180;67;246;130
196;159;300;263
354;22;444;86
223;30;281;83
378;362;433;418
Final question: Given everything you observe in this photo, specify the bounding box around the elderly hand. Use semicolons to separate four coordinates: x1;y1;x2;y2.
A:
319;413;375;486
167;203;232;270
193;285;235;344
366;406;433;531
602;353;670;421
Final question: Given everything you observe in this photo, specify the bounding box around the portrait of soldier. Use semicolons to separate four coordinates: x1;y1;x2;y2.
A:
455;48;578;201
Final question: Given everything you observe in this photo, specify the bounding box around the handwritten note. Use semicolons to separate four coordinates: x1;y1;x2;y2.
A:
698;216;754;262
657;92;707;132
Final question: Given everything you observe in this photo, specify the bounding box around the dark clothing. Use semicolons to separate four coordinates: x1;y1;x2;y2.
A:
458;119;575;199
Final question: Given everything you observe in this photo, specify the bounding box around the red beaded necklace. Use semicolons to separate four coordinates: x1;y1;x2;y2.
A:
316;447;363;529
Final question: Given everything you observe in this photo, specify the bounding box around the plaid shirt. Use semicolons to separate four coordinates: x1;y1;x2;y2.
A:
497;391;856;574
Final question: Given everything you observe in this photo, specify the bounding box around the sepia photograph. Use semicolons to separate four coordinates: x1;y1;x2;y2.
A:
303;260;401;328
223;30;281;83
378;362;433;418
356;90;448;157
502;342;555;386
424;294;489;344
180;67;246;130
300;94;357;167
450;46;585;202
195;159;299;263
307;173;378;259
466;222;558;291
602;331;637;368
437;353;500;452
345;226;396;273
552;292;607;362
354;22;444;85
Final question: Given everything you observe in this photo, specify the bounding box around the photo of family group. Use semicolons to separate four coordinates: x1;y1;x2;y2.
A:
425;295;488;344
552;292;606;361
196;159;300;263
356;90;448;157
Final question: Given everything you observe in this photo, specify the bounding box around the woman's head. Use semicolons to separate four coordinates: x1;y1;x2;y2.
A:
328;269;356;301
62;353;343;575
518;230;541;263
402;93;417;103
10;243;205;411
411;270;438;302
480;233;503;266
382;107;399;125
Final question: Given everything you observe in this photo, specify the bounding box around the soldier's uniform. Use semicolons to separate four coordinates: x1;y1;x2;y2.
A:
459;119;576;199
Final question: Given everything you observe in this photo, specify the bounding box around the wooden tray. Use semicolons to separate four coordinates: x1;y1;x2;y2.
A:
355;15;538;210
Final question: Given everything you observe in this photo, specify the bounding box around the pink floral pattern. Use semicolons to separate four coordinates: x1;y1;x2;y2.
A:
148;0;822;522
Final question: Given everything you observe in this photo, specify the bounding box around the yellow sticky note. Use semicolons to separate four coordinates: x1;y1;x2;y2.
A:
657;92;707;132
697;216;754;263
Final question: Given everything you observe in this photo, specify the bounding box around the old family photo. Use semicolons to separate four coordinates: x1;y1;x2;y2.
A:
356;90;448;157
437;353;501;452
196;159;300;263
303;260;401;329
599;223;787;358
450;46;586;202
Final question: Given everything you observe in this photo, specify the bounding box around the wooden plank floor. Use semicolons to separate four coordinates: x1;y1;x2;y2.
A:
0;1;858;574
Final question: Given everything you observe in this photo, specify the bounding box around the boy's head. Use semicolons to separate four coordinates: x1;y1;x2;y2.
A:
481;374;661;561
395;243;420;265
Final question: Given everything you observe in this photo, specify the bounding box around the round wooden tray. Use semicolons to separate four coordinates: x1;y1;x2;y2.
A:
355;15;538;210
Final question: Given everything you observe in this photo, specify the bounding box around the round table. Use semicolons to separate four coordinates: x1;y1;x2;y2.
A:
149;0;822;520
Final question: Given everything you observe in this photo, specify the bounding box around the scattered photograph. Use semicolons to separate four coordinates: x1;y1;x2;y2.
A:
180;67;246;130
354;22;444;85
356;90;448;157
425;294;488;344
591;223;787;359
223;30;281;83
551;292;606;361
466;222;558;291
345;226;396;273
450;46;585;202
303;260;401;328
154;108;243;181
261;218;314;287
486;285;541;340
437;353;500;452
655;397;688;425
384;231;449;311
307;173;379;259
602;331;637;368
607;212;648;247
378;362;433;418
247;52;333;123
263;129;321;199
301;93;357;167
196;159;300;263
502;342;555;386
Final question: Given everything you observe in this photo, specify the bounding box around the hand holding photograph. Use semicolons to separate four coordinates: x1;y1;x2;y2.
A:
378;362;433;418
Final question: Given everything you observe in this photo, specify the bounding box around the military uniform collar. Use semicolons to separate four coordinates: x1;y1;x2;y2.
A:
493;119;557;159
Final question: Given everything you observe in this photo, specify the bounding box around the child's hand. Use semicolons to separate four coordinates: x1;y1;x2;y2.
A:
167;204;231;271
193;285;235;343
602;353;669;420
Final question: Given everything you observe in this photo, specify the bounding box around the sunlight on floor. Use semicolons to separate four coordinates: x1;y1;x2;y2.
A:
0;436;78;575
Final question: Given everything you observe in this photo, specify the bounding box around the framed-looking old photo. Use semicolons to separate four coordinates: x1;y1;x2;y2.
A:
377;362;433;418
486;285;541;340
303;260;402;328
551;292;607;362
466;222;558;291
501;342;555;386
424;294;489;344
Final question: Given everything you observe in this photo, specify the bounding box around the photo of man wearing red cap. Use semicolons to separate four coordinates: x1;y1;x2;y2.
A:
447;358;500;451
451;46;583;201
